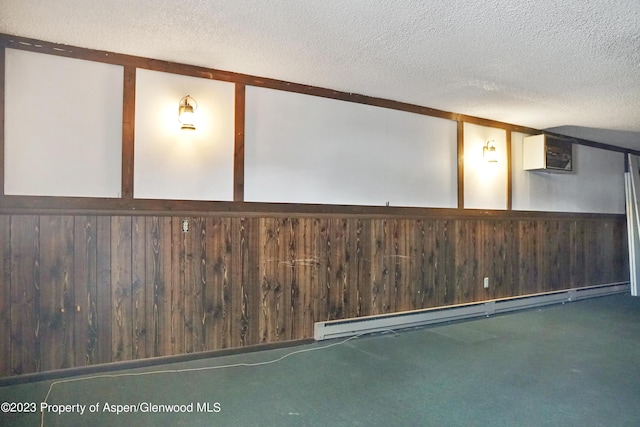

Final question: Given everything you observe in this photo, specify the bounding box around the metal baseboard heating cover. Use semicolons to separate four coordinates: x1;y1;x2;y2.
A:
314;282;629;341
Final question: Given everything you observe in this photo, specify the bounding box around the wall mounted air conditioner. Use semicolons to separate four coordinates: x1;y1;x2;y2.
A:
523;134;573;172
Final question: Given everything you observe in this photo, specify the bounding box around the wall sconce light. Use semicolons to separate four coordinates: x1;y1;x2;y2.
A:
483;140;498;162
178;95;197;130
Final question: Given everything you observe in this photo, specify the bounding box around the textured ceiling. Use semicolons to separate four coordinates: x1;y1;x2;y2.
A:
2;0;640;148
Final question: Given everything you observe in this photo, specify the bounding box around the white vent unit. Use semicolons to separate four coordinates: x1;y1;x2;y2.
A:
314;282;629;341
523;134;573;172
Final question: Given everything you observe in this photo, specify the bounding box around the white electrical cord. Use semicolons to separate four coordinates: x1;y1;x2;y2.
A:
39;330;398;427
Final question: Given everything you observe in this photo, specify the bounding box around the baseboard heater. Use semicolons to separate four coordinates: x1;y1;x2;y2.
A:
314;282;629;341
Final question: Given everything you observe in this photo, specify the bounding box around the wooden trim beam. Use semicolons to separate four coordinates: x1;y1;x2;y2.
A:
0;195;624;221
506;130;513;210
0;47;5;197
234;84;245;202
457;121;464;209
121;66;136;199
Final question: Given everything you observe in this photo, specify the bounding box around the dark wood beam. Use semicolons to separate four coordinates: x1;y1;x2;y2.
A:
234;84;245;202
0;47;5;197
0;195;624;221
506;131;513;210
457;121;464;209
121;66;136;199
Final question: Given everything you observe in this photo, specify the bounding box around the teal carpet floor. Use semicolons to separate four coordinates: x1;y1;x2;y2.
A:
1;293;639;426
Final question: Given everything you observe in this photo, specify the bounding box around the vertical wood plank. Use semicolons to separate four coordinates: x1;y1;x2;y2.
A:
233;217;258;346
600;221;615;284
283;218;297;341
39;216;75;371
404;219;420;311
518;220;538;296
111;216;132;361
383;219;397;312
413;219;428;309
246;217;261;346
131;216;146;359
184;217;206;353
171;217;185;355
382;219;397;313
260;218;284;343
556;220;572;290
420;220;436;308
343;218;360;318
10;216;40;375
95;216;112;364
195;217;208;352
370;219;388;315
156;217;173;356
293;218;318;337
507;220;520;297
0;215;12;376
328;218;346;320
313;218;330;321
395;219;413;312
538;220;553;292
596;221;610;284
183;218;195;353
612;219;629;282
230;217;242;347
228;217;243;347
442;220;456;306
481;220;495;300
273;218;287;341
495;220;519;299
454;220;480;304
205;217;231;350
584;220;598;286
357;219;372;317
73;216;98;367
570;220;585;288
258;217;272;342
145;217;161;357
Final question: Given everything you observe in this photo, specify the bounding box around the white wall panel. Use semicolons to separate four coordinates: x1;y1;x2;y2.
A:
4;49;123;197
134;69;235;201
463;123;508;210
245;87;458;207
512;132;625;213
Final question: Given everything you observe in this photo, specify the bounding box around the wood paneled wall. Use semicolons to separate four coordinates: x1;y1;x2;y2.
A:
0;214;628;377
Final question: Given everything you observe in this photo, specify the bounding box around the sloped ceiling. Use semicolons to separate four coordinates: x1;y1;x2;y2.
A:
1;0;639;149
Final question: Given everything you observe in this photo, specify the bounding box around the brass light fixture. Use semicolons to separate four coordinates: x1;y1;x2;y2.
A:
178;95;197;130
483;140;498;162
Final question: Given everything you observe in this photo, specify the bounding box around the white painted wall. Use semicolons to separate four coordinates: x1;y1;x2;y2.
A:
2;49;626;213
512;132;625;213
244;86;458;207
463;123;508;210
4;49;123;197
133;69;235;201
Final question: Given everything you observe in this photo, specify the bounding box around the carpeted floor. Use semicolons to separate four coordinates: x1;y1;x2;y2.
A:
1;293;639;426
